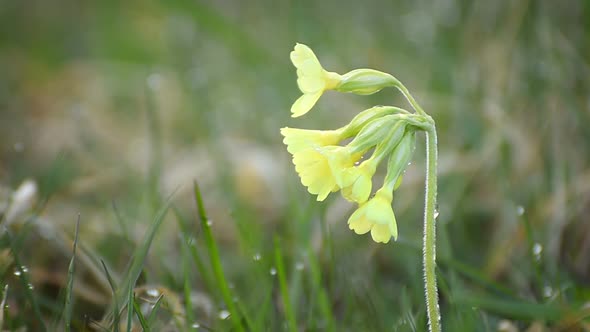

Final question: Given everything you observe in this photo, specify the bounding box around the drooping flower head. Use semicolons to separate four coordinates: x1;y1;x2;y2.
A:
283;43;425;245
290;43;342;117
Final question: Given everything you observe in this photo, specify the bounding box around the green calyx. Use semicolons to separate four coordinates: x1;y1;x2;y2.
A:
336;69;397;95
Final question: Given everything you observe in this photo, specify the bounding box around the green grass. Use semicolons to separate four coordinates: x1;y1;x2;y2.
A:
1;0;590;331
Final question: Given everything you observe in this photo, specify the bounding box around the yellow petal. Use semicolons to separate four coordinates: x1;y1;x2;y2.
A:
298;58;323;76
297;75;324;94
290;43;319;69
291;92;322;117
340;162;376;203
389;218;398;240
370;223;392;243
281;128;341;154
365;189;394;225
350;176;372;203
291;148;338;201
316;184;333;201
348;209;372;234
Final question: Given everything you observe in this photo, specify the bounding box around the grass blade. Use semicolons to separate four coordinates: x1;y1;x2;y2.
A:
4;223;47;332
173;209;213;283
181;236;194;327
100;196;172;329
64;215;80;331
0;285;8;330
125;202;170;286
173;209;215;290
126;283;134;332
111;201;131;243
274;238;297;332
100;259;120;332
307;246;335;331
146;294;164;327
453;292;565;322
193;181;244;332
132;293;150;332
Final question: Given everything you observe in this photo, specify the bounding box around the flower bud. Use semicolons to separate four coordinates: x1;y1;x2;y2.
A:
347;114;404;154
384;131;416;190
336;69;396;95
340;106;409;138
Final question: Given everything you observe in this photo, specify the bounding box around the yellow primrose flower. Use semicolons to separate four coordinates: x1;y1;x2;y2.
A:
290;43;342;117
339;161;377;204
292;146;359;201
280;127;342;154
348;187;398;243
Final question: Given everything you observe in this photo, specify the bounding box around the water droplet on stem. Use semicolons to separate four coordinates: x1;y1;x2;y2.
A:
218;310;230;320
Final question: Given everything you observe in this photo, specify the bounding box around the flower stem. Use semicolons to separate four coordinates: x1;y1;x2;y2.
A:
389;76;427;117
423;121;440;332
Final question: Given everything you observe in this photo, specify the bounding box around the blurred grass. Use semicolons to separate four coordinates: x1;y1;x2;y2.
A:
1;0;590;331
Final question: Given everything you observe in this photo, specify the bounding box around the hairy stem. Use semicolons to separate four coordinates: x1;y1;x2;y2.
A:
424;121;440;332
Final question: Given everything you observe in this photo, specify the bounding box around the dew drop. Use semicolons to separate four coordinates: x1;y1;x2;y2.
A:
218;310;230;320
191;322;200;329
27;283;34;290
354;161;360;166
516;205;525;216
543;286;553;298
295;262;304;271
270;267;277;276
498;320;516;330
532;243;543;261
206;220;213;226
13;270;21;277
434;210;439;219
147;73;163;91
13;142;24;152
146;288;160;297
253;253;262;261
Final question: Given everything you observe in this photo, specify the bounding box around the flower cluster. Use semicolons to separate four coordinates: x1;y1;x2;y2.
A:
282;43;428;244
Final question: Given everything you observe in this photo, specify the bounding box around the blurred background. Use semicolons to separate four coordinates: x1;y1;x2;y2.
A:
1;0;589;331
